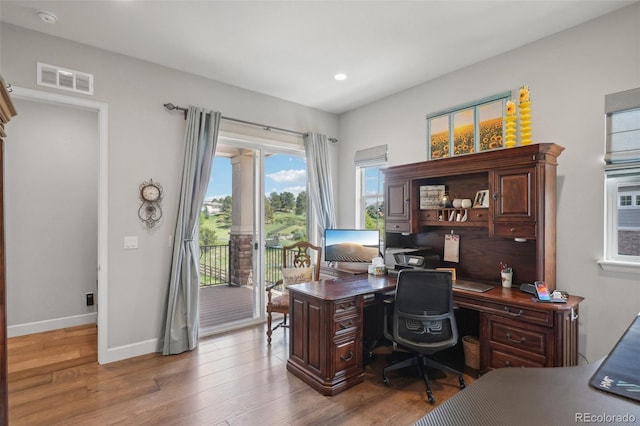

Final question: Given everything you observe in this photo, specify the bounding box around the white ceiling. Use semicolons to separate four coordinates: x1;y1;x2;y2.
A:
1;0;635;114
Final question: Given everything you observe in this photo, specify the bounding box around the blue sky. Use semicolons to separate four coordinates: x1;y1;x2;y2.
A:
206;153;308;199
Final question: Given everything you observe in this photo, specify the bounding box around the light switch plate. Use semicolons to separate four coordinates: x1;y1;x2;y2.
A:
124;236;138;249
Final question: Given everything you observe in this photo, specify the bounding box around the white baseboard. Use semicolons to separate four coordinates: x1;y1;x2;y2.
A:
8;313;98;338
8;312;160;365
102;338;159;364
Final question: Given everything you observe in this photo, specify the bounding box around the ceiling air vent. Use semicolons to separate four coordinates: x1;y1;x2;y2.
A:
37;62;94;95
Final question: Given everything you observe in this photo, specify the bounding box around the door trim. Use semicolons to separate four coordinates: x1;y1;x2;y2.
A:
11;86;109;364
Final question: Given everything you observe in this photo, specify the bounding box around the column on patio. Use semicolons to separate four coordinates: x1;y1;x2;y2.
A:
229;153;253;287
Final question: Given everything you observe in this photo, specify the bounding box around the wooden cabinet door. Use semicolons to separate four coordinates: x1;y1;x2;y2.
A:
491;166;536;222
385;179;410;230
490;166;538;238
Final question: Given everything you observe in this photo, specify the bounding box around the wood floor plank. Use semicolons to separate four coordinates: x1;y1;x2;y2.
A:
8;322;473;425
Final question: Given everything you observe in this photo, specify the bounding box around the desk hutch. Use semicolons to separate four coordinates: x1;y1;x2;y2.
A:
382;143;582;370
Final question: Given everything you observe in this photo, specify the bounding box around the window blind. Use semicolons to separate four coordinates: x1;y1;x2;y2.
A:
605;87;640;165
354;144;388;167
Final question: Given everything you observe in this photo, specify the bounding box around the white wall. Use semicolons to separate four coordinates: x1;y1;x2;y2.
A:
1;24;338;360
5;99;98;335
337;4;640;362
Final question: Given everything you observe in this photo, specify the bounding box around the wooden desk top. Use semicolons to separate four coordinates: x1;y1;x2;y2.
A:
453;278;583;310
288;275;583;310
287;275;396;301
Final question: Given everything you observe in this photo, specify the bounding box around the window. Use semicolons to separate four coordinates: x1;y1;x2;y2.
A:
361;166;385;232
355;145;387;236
601;87;640;273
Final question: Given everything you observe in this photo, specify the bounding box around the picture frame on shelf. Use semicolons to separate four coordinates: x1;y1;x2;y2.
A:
473;189;489;208
419;185;445;209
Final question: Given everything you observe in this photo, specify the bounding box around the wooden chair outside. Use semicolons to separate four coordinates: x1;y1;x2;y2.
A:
266;241;321;344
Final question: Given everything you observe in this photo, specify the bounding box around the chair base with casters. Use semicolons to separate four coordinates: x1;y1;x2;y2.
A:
381;269;466;404
382;350;466;404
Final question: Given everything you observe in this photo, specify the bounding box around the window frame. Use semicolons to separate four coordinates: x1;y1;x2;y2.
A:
602;171;640;268
356;164;385;233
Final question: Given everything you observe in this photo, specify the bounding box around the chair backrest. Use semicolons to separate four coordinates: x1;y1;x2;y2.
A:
389;269;458;354
282;241;322;282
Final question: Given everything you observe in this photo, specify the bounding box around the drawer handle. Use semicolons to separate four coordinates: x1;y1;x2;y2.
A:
510;227;516;233
339;320;354;329
337;302;354;310
506;332;526;344
504;307;524;317
340;351;353;362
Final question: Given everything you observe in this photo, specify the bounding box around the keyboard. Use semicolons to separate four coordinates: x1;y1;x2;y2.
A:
452;280;495;293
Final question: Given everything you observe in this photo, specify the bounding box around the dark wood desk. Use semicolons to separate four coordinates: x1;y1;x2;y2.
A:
287;275;583;396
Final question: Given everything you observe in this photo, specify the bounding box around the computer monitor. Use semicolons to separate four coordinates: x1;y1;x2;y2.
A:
324;229;381;263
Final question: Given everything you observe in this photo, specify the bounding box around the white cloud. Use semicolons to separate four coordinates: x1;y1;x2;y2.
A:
267;169;306;184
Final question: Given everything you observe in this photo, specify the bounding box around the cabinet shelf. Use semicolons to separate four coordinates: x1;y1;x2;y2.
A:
418;207;489;227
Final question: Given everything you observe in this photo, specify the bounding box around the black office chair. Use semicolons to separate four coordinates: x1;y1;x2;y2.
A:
382;269;465;404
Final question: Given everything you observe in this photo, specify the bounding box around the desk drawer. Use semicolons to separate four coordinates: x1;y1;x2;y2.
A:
489;348;545;369
467;208;489;222
386;221;410;233
333;314;359;336
333;337;359;373
489;321;547;356
334;298;357;315
480;301;551;327
492;222;536;238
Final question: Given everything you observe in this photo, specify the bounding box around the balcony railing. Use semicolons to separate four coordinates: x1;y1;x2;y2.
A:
199;244;230;287
199;243;285;288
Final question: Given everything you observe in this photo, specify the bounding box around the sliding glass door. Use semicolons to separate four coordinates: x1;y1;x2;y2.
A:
199;137;307;336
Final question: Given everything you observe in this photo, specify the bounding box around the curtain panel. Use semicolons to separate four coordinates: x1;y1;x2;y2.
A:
304;133;337;235
160;106;220;355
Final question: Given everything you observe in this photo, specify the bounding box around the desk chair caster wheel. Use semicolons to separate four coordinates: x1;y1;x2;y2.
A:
426;390;435;404
382;375;390;386
458;376;466;389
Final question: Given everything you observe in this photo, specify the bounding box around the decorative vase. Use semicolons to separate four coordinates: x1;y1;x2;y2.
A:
518;86;532;146
504;100;517;148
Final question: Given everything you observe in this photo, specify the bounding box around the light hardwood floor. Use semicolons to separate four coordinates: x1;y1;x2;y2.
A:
8;323;474;425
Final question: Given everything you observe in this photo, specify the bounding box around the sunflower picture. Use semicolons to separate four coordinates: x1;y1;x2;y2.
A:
479;100;504;151
427;92;510;159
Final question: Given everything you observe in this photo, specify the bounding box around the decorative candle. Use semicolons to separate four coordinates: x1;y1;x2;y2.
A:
518;85;532;145
504;100;517;148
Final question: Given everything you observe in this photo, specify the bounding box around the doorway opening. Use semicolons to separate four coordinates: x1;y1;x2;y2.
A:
9;87;108;363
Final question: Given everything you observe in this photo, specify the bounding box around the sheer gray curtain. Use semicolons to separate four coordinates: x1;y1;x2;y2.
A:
304;132;337;235
160;106;220;355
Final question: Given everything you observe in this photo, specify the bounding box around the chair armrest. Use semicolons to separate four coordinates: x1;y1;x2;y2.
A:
266;279;283;292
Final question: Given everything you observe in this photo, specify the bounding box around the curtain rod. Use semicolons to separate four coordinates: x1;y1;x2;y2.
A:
163;103;337;143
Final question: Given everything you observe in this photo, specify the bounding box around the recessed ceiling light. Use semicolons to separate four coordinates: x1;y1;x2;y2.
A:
334;73;348;81
37;10;58;24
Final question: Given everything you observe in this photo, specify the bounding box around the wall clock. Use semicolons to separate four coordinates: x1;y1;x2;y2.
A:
139;179;163;229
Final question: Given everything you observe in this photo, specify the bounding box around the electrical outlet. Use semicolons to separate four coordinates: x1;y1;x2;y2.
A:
86;292;94;306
